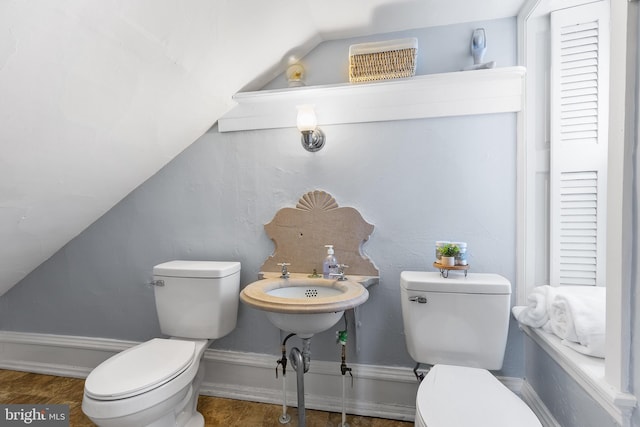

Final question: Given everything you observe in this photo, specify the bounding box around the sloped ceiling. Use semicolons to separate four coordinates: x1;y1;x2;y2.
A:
0;0;524;297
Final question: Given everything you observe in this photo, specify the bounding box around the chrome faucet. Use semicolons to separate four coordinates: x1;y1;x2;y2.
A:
329;264;349;281
277;262;291;279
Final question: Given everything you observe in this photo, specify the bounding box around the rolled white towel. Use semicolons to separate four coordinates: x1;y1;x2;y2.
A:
549;286;606;358
512;285;556;329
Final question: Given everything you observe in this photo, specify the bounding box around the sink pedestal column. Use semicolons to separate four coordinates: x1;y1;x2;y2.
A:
289;338;312;427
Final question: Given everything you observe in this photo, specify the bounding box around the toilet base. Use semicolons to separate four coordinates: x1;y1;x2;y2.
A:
144;390;203;427
181;412;204;427
86;383;201;427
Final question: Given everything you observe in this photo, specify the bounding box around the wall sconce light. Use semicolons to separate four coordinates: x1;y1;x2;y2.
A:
297;105;325;152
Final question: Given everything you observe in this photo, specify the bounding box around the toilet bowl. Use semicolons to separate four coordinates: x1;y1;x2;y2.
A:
83;339;208;427
82;260;241;427
415;364;541;427
400;271;541;427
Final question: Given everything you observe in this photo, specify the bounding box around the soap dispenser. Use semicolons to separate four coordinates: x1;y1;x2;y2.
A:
323;245;338;278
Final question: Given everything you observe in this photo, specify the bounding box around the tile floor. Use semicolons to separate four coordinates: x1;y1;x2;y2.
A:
0;369;413;426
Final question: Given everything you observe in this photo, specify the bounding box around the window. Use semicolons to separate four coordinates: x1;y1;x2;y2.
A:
517;0;637;423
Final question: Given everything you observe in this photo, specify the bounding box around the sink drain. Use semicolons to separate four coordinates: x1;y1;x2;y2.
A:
304;289;319;298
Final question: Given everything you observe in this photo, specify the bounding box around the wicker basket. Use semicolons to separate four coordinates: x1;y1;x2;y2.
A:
349;38;418;83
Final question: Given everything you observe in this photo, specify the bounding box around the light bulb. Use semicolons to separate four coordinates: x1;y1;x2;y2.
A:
296;105;317;132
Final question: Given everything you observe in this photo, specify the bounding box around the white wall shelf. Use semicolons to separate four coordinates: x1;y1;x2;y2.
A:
218;66;526;132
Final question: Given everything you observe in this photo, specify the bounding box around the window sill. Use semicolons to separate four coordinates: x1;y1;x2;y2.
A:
521;325;636;425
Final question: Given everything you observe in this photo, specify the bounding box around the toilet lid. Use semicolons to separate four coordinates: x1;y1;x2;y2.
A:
84;338;196;400
417;364;541;427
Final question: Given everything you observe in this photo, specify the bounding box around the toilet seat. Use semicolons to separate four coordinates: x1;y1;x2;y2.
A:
416;364;541;427
85;338;196;400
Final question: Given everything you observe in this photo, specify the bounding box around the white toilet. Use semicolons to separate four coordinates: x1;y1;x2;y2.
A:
82;260;241;427
400;271;541;427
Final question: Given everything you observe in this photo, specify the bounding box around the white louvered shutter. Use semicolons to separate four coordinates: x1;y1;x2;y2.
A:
549;1;609;287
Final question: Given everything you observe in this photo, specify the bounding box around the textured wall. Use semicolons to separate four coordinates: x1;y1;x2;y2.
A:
265;18;516;89
0;113;520;371
0;19;523;375
0;1;321;297
524;337;618;427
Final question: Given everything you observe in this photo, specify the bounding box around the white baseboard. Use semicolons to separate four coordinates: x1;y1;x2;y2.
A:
200;347;419;421
0;331;416;421
520;380;562;427
0;331;135;378
0;331;556;424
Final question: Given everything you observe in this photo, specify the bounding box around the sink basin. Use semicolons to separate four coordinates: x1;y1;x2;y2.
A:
240;277;369;338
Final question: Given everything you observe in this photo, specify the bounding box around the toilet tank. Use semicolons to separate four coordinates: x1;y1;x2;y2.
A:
400;271;511;370
153;260;241;339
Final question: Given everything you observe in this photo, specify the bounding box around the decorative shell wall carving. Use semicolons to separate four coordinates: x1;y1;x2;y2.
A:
296;191;339;211
261;190;378;276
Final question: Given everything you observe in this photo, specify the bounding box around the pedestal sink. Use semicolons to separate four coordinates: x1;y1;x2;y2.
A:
240;273;375;427
240;276;369;338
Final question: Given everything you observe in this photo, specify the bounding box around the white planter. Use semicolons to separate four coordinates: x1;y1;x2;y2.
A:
440;256;455;267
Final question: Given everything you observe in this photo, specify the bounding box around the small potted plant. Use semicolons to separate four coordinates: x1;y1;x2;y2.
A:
438;243;460;267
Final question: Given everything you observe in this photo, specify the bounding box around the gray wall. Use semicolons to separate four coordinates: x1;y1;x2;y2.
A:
633;8;640;427
0;19;523;376
265;18;516;89
524;337;618;426
633;36;640;427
